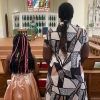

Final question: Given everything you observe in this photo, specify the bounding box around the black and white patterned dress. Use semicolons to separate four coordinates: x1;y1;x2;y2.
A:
44;23;88;100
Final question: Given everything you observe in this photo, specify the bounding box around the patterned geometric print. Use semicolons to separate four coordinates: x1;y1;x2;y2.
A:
71;52;78;68
63;69;72;78
59;88;75;96
58;70;64;82
68;37;77;53
55;95;60;100
78;31;83;44
67;32;77;41
71;79;80;87
44;23;88;100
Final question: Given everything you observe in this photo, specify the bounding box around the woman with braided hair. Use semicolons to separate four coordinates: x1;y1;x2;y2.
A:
4;34;41;100
43;2;89;100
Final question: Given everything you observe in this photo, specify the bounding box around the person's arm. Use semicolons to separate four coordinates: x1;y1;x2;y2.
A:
81;43;89;64
43;31;52;64
33;55;39;75
4;54;11;74
43;43;52;64
81;30;89;64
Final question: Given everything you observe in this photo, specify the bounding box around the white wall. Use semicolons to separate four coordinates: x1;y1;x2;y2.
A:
7;0;67;36
7;0;25;36
0;0;7;38
53;0;67;12
0;1;3;27
0;0;91;37
88;0;94;7
50;0;54;12
68;0;86;28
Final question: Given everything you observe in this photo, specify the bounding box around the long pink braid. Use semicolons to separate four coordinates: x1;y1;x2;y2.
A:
10;37;20;63
18;36;24;73
18;35;29;73
25;37;28;72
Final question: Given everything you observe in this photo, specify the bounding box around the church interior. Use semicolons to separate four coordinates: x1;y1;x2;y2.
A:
0;0;100;100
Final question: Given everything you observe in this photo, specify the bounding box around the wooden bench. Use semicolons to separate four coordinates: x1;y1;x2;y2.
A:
89;42;100;56
0;60;11;97
84;70;100;100
89;35;100;44
89;35;100;56
0;98;3;100
1;55;100;99
0;57;46;97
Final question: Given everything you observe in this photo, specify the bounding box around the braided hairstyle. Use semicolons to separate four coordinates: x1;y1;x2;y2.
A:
10;34;35;73
58;2;74;55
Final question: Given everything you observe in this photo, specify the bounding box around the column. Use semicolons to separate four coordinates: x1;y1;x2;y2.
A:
0;0;7;38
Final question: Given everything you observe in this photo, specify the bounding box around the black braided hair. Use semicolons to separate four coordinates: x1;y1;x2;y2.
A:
10;34;35;73
58;2;74;56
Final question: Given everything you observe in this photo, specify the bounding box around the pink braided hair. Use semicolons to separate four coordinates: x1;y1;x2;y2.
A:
10;34;29;73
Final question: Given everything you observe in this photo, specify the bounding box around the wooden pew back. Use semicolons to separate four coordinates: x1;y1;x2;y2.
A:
0;57;100;99
82;58;100;70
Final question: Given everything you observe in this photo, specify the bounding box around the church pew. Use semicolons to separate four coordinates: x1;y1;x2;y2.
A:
0;60;11;97
89;35;100;44
0;57;47;97
1;69;100;99
35;69;100;99
36;69;47;97
82;58;100;70
0;74;11;97
1;56;100;99
89;35;100;56
1;53;100;69
89;42;100;56
84;70;100;100
0;50;43;57
0;68;47;98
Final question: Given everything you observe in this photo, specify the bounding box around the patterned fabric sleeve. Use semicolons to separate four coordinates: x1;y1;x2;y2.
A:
83;29;89;44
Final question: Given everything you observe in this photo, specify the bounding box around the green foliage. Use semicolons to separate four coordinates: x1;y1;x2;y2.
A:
89;23;94;27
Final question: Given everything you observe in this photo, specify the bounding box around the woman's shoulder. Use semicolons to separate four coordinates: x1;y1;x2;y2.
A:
69;24;79;32
47;28;60;40
69;24;87;34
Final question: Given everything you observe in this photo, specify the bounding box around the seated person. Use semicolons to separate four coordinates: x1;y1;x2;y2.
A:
4;34;41;100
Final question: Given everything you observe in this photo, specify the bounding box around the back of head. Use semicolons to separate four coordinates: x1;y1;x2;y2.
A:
58;2;74;56
58;2;74;21
10;34;34;73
